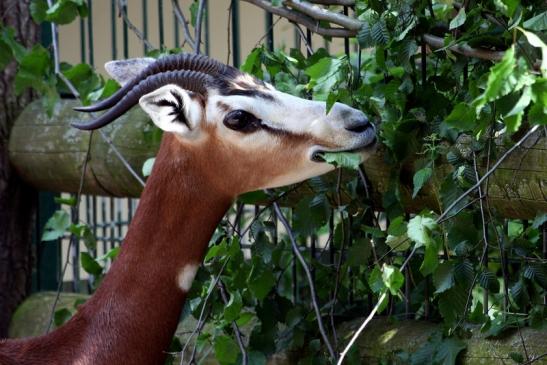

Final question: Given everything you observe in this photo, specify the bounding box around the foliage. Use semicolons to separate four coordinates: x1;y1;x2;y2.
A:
4;0;546;364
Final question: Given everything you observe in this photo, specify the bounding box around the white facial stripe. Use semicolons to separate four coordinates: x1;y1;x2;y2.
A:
177;263;200;292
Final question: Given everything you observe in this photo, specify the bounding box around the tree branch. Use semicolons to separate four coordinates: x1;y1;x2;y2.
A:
284;0;362;30
272;201;338;361
308;0;355;5
194;0;206;54
171;0;196;49
217;280;248;365
241;0;355;37
423;34;505;61
117;0;157;51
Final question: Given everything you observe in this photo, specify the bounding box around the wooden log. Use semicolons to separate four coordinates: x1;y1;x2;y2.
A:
8;100;547;219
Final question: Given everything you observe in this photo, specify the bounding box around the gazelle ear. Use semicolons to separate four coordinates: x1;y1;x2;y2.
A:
105;57;155;86
139;84;203;137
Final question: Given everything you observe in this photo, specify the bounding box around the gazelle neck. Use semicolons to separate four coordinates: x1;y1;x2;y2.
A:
1;134;233;365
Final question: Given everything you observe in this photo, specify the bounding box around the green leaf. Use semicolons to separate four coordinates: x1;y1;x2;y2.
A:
30;0;48;23
368;266;385;293
388;216;407;236
54;308;72;327
382;264;404;295
46;0;80;24
434;337;466;365
420;243;439;276
523;11;547;31
248;267;275;300
42;210;71;241
475;47;516;110
321;152;362;170
449;8;466;30
347;238;372;267
518;28;547;76
433;261;455;294
142;157;155;177
54;196;77;206
371;19;389;45
1;27;26;62
357;23;374;48
407;214;437;248
386;233;410;252
80;252;103;276
438;284;468;325
478;270;500;292
214;335;239;364
224;291;243;322
412;167;432;198
509;352;525;364
444;102;476;131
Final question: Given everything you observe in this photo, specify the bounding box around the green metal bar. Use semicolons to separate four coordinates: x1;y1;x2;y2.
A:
111;0;118;59
87;0;94;65
158;0;164;48
123;1;129;58
231;0;240;67
80;17;86;63
265;10;273;51
142;0;148;54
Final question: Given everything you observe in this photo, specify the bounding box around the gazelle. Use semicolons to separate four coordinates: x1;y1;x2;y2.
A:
0;54;376;364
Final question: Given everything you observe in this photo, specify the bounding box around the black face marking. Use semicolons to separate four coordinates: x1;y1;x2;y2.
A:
224;88;275;101
153;90;191;130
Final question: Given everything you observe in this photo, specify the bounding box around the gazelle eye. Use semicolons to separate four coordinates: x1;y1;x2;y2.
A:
223;110;259;132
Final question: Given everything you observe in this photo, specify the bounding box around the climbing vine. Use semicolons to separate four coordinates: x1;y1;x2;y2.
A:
1;0;546;364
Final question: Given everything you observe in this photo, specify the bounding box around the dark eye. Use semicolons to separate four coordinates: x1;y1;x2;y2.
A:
223;110;259;132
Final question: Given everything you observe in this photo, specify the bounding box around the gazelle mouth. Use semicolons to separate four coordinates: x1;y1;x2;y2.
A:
310;137;377;163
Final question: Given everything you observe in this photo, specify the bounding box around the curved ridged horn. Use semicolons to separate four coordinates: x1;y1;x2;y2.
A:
72;70;213;131
74;53;238;113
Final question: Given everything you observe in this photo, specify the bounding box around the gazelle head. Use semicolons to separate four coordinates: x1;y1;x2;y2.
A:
73;54;376;196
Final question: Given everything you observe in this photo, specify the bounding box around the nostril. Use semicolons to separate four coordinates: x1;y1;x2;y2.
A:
345;121;370;133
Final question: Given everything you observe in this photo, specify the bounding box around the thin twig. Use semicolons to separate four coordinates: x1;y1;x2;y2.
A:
194;0;206;54
44;8;93;332
338;249;415;364
292;23;314;55
217;280;248;365
272;201;338;361
98;130;146;187
172;0;196;49
117;0;157;51
180;259;229;365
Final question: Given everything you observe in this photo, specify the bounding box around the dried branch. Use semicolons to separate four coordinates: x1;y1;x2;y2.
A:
337;292;385;364
284;0;361;30
194;0;206;54
217;280;248;365
241;0;355;37
272;201;338;361
117;0;157;51
244;0;508;61
98;130;146;187
423;34;505;61
171;0;196;49
308;0;355;5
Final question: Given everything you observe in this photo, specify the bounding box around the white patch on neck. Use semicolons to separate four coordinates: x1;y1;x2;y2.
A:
177;263;200;292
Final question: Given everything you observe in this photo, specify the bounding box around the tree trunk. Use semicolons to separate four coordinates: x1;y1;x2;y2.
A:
0;0;40;337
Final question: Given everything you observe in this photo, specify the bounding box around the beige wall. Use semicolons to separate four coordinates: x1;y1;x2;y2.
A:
58;0;346;71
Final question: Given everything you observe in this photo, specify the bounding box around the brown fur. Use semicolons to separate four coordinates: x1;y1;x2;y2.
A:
0;134;233;365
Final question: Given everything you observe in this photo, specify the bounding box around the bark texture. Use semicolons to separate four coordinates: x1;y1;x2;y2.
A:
0;0;39;337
